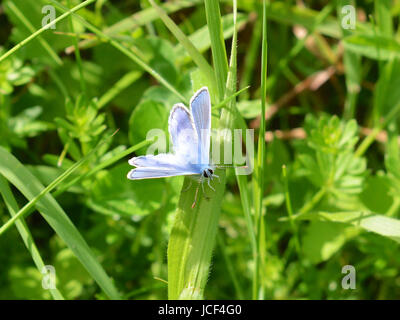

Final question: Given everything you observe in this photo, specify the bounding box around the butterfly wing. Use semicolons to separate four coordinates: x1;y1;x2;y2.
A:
127;92;210;181
190;87;211;165
168;103;199;165
130;153;182;169
127;167;198;180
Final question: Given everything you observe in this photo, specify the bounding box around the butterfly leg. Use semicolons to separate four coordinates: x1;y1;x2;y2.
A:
207;178;215;191
199;178;211;200
213;174;220;182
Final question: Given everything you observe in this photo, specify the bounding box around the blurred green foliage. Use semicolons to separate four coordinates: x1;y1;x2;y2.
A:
1;0;400;300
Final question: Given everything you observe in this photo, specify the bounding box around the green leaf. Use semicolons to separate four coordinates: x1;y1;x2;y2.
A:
297;115;366;195
343;34;400;61
298;211;400;243
236;100;263;119
128;99;169;154
373;58;400;118
167;173;226;300
87;164;165;217
302;221;357;264
359;175;393;214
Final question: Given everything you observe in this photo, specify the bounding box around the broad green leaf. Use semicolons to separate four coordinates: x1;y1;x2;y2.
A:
302;221;358;264
128;99;169;154
237;100;263;119
167;173;226;300
86;164;165;217
298;211;400;243
359;175;393;214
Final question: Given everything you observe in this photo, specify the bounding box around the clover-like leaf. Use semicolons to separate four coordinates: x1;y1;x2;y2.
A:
297;114;366;195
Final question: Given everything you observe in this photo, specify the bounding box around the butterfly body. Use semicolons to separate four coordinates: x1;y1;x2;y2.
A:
127;87;216;206
202;168;214;178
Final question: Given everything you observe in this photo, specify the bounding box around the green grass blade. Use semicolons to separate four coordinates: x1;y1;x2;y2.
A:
0;130;118;235
50;0;185;101
97;70;143;109
14;138;154;224
240;5;262;100
167;0;234;300
339;0;361;120
204;0;229;101
216;233;244;299
167;174;226;299
282;165;301;256
355;100;400;157
67;0;86;95
148;0;217;91
175;13;248;66
0;0;96;63
0;147;121;299
265;2;334;92
54;138;154;197
4;1;62;66
212;86;249;110
224;0;259;300
0;176;65;300
251;0;268;300
66;0;201;54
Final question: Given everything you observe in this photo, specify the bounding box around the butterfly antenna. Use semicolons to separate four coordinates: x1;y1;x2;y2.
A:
192;184;200;208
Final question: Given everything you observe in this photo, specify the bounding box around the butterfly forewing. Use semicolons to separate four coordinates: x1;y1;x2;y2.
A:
168;103;199;165
127;88;213;182
190;87;211;166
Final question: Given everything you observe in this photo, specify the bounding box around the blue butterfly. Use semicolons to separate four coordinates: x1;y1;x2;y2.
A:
127;87;218;207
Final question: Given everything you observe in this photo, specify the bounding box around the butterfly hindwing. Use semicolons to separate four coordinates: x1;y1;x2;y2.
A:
127;88;213;183
129;153;198;173
127;167;198;180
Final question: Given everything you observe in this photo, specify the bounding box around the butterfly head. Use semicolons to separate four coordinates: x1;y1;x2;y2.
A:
202;168;214;179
